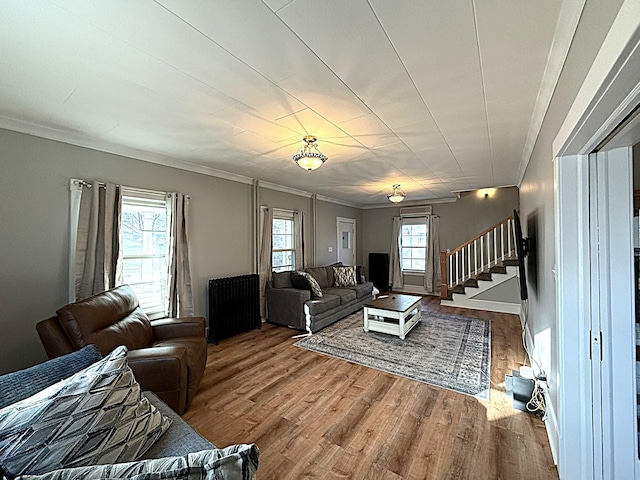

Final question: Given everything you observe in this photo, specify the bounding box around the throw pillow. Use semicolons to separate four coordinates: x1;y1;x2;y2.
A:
16;445;260;480
272;271;293;289
302;272;323;299
290;271;309;291
0;345;102;410
0;346;172;478
333;266;357;287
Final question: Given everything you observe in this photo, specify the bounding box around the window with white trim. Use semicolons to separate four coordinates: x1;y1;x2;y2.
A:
401;216;428;272
121;189;171;315
272;212;296;272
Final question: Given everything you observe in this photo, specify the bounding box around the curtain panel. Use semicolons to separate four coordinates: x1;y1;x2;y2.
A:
293;211;304;270
424;215;441;294
389;216;403;289
168;193;194;318
258;207;273;318
75;182;121;301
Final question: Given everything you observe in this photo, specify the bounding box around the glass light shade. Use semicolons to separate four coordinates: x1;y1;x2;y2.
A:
387;184;405;203
293;135;328;171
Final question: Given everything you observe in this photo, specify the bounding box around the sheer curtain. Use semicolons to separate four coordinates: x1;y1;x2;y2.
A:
168;192;194;318
293;211;304;270
424;215;441;294
389;216;404;290
258;207;273;318
74;181;121;301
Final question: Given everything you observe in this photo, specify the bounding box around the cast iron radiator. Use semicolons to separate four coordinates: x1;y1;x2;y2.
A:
208;274;261;343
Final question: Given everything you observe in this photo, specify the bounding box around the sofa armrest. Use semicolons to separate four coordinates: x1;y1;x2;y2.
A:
266;287;310;330
127;346;188;413
150;317;206;341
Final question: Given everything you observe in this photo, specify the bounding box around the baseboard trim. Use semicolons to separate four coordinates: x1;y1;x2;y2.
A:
440;297;521;315
544;390;560;466
394;285;439;296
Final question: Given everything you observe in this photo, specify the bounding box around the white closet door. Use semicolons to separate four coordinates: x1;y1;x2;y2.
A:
592;146;636;480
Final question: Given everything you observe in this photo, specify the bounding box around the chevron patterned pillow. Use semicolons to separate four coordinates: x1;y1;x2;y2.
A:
0;346;172;478
16;445;260;480
333;266;357;287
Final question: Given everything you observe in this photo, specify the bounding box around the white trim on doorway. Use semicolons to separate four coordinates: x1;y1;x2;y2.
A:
336;217;356;266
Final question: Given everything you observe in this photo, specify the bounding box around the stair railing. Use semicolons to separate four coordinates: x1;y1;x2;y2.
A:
440;214;517;298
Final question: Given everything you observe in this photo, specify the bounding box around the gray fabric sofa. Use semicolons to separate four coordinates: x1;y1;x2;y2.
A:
266;264;374;333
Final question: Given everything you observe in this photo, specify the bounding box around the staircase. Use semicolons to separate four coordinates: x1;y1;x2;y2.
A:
440;215;521;314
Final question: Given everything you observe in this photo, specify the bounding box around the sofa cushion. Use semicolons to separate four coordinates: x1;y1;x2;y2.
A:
272;271;293;289
333;266;357;287
346;281;374;299
322;287;357;305
17;445;260;480
304;267;330;289
305;294;340;316
56;285;153;355
0;345;102;410
0;346;172;477
141;392;214;459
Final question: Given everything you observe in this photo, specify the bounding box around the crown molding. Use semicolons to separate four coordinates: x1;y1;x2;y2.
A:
315;194;361;209
360;197;458;210
257;180;313;198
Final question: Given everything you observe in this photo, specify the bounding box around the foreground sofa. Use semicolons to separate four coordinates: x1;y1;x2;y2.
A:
0;345;259;479
266;264;373;333
36;285;207;414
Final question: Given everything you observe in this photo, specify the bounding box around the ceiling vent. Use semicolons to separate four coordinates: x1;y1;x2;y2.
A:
399;205;432;217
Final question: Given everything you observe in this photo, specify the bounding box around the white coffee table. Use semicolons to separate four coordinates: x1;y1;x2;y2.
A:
363;294;422;340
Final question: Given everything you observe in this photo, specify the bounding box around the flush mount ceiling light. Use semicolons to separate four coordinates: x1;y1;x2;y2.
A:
292;135;328;171
387;184;405;203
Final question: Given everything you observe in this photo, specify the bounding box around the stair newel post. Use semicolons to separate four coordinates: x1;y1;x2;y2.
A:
448;249;453;290
440;250;448;298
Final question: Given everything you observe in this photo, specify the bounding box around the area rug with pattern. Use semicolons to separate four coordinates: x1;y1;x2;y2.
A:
294;308;491;399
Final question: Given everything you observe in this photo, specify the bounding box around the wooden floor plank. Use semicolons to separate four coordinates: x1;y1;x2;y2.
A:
182;296;558;479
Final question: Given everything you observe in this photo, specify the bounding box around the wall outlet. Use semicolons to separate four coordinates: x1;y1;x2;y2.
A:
328;247;333;252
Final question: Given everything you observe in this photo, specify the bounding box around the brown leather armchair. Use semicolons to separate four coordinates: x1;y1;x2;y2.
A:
36;285;207;414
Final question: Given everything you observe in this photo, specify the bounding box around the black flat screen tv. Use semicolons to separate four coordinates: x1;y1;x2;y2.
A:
513;209;529;301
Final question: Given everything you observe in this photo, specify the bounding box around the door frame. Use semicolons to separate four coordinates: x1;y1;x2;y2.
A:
553;2;640;478
336;217;356;266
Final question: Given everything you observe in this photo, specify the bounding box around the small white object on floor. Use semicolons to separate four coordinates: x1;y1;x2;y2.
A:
372;286;380;299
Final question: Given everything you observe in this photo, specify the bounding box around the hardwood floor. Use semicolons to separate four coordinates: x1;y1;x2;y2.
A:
182;296;558;480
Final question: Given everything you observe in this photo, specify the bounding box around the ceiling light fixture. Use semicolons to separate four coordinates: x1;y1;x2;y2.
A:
292;135;327;171
387;184;405;203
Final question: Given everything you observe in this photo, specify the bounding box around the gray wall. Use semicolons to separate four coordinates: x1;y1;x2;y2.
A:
0;128;254;373
518;0;624;445
474;276;520;303
362;186;520;285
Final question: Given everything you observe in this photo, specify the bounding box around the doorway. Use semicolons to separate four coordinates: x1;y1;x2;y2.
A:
337;217;356;266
